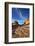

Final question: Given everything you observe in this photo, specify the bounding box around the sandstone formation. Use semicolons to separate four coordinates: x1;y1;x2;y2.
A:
12;19;29;38
24;19;29;25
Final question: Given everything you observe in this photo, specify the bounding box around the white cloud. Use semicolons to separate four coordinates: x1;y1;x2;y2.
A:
16;8;25;20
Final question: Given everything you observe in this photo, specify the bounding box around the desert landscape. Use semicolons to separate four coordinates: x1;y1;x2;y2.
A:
12;8;29;38
12;19;30;38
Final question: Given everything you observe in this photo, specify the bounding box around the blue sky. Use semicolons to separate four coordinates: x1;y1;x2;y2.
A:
12;8;29;25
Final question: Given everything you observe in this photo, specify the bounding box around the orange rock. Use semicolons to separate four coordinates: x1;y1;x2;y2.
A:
24;19;29;25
